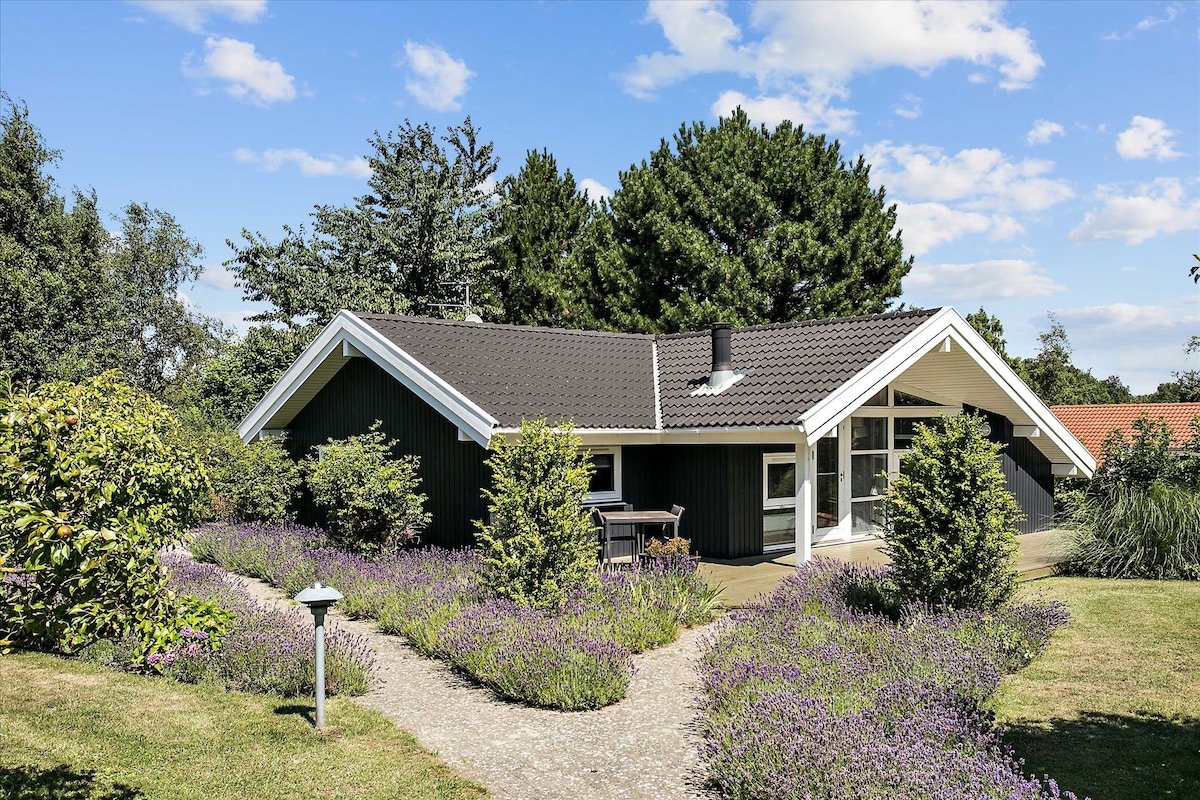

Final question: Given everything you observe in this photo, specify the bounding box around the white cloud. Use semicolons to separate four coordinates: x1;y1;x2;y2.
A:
864;141;1074;213
1026;119;1064;146
892;93;922;120
234;147;371;178
578;178;613;202
1115;116;1181;160
1070;178;1200;244
132;0;267;33
893;202;1024;257
402;41;473;112
1120;266;1138;273
1056;301;1200;331
624;0;1043;124
186;36;296;105
710;89;856;133
906;259;1065;300
1104;2;1182;41
200;264;239;290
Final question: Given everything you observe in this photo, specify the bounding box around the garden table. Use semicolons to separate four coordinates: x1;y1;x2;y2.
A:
597;509;680;564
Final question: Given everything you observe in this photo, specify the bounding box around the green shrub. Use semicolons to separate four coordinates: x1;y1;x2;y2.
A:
880;413;1023;609
0;371;207;653
475;417;600;609
303;422;430;554
205;433;302;523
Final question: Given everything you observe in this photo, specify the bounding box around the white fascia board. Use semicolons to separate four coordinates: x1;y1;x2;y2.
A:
239;311;498;446
491;424;805;446
799;308;1097;477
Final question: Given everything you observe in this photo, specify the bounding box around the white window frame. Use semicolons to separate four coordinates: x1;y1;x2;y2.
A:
583;446;623;505
763;453;797;510
258;429;286;441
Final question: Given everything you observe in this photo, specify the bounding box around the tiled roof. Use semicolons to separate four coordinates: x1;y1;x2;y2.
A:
1050;402;1200;460
356;309;940;430
655;310;938;427
356;314;657;429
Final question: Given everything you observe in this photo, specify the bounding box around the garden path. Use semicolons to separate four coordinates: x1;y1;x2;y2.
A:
233;567;716;800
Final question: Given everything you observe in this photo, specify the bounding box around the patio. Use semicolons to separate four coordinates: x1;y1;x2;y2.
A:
698;528;1070;607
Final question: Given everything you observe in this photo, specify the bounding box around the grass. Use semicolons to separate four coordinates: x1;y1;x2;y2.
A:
993;577;1200;800
0;651;487;800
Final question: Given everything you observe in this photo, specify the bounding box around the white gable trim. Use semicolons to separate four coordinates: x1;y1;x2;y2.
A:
238;311;498;446
800;308;1096;477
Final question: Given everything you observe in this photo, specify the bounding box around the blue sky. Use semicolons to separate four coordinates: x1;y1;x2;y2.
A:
2;0;1197;392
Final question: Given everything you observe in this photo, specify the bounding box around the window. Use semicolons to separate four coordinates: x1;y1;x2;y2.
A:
893;390;941;407
762;453;797;550
584;448;622;503
893;417;936;449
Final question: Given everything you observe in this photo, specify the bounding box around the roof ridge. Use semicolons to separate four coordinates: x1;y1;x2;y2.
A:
656;307;941;340
351;312;655;340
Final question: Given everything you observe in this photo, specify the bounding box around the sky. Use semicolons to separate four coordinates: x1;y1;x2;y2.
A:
1;0;1197;393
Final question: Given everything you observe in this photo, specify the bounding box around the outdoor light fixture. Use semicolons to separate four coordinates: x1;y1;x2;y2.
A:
294;581;344;728
980;421;993;437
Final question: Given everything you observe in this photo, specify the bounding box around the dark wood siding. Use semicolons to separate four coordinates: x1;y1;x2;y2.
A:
622;444;767;559
968;406;1055;534
285;358;491;548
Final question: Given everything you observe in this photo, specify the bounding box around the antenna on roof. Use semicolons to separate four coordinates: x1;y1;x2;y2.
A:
430;281;481;321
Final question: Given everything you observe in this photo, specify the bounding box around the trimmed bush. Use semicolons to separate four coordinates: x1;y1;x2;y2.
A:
0;372;207;655
475;417;600;609
205;432;303;523
303;422;431;554
881;413;1023;609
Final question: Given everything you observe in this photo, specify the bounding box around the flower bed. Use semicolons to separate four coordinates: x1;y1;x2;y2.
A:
83;553;374;697
698;558;1080;800
190;523;719;710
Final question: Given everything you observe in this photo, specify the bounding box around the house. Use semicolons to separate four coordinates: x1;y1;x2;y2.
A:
238;307;1095;560
1051;402;1200;462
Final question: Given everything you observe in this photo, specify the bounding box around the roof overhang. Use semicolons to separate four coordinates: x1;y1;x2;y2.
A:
238;311;499;446
799;307;1096;477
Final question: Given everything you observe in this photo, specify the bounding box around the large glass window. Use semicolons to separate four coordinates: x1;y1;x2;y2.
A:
584;448;621;502
893;417;936;450
850;417;887;450
816;437;838;529
765;461;795;502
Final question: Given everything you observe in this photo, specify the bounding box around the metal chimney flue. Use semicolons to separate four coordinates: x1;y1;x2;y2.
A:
709;323;734;387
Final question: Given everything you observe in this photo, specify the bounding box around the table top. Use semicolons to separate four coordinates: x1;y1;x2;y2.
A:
599;510;679;523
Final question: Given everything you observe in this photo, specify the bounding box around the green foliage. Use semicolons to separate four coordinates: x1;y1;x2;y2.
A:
1015;314;1129;405
227;117;504;327
144;594;235;666
965;307;1012;361
0;372;207;652
491;149;598;328
475;418;600;609
592;108;911;333
0;95;224;395
881;413;1023;609
204;433;303;523
176;324;317;430
1062;414;1200;579
303;422;430;553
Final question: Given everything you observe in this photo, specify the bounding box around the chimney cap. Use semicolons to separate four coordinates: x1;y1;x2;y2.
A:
711;322;732;331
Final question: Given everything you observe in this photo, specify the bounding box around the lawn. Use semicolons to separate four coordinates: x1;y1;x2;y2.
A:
993;577;1200;800
0;651;487;800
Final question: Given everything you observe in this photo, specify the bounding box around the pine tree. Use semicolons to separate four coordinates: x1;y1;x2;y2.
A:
491;149;596;328
593;108;911;333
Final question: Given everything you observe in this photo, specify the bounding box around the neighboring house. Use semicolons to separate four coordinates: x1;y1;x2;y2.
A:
1051;402;1200;462
239;307;1095;560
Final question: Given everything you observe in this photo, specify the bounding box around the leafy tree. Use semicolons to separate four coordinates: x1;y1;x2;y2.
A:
475;418;599;609
1016;314;1129;405
303;422;431;554
1140;337;1200;403
0;372;208;653
175;324;318;430
965;307;1013;362
204;433;303;523
491;149;596;327
881;413;1023;609
1190;253;1198;284
591;108;910;333
228;118;505;328
0;96;223;394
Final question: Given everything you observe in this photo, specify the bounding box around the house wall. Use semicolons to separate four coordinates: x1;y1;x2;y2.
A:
284;357;491;548
967;405;1055;533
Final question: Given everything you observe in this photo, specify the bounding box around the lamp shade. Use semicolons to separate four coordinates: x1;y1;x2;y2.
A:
294;581;343;608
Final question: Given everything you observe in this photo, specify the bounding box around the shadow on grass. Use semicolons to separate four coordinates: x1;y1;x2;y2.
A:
0;765;144;800
272;702;315;724
1005;711;1200;800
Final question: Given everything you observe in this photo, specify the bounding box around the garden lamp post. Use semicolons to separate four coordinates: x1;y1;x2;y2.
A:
294;581;343;728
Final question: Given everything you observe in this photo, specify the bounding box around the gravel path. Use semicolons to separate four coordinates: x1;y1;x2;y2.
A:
230;567;716;800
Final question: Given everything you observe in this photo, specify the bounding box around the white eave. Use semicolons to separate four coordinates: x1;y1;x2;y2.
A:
237;310;498;446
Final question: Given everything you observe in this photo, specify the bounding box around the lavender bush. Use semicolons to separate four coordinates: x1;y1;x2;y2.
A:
190;522;719;709
699;558;1079;800
82;553;375;697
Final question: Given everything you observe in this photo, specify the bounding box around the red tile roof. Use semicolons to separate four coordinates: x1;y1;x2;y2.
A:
1051;403;1200;460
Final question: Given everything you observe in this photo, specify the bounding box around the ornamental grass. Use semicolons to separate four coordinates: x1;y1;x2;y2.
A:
698;559;1080;800
190;523;719;710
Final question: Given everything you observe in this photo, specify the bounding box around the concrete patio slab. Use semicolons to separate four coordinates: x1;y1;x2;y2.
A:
698;529;1071;608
